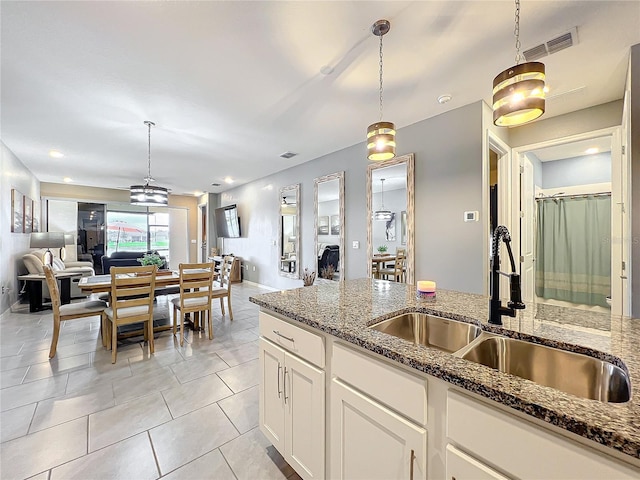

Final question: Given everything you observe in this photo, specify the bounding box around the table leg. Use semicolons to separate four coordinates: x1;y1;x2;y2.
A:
28;280;44;313
59;278;72;305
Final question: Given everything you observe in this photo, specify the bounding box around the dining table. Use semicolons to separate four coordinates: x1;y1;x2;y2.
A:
79;271;207;339
371;254;397;279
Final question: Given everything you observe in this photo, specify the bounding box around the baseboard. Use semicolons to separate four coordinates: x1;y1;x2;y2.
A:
241;280;278;291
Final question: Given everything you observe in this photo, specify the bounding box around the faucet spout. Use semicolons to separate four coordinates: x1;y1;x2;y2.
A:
489;226;525;325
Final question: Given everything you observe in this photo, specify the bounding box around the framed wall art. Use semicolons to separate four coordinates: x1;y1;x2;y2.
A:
11;189;24;233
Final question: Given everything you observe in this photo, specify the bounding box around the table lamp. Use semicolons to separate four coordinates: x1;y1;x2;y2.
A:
30;232;65;266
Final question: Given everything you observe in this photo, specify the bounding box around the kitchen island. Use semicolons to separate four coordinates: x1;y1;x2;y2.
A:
250;278;640;479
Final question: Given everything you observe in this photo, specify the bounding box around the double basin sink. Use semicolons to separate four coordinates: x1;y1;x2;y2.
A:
369;313;631;403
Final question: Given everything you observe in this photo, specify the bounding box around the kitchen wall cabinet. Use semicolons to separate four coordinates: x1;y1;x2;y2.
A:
259;312;325;480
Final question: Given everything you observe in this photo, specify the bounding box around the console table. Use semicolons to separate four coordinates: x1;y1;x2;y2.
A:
18;271;82;312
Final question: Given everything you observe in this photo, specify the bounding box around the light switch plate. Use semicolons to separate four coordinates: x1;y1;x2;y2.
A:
352;241;360;249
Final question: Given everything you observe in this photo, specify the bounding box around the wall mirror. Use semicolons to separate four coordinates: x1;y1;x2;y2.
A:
279;184;300;278
367;153;415;284
314;171;345;281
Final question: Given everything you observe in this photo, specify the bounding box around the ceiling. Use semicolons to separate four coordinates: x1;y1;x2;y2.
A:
526;136;612;162
2;1;638;196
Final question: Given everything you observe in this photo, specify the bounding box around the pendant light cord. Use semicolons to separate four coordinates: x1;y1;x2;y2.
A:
144;120;155;185
514;0;522;65
378;34;384;122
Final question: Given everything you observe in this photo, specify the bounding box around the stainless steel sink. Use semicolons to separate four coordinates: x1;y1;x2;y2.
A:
369;313;481;353
457;333;631;403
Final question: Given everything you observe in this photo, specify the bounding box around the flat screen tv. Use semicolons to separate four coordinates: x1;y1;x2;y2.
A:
215;204;241;238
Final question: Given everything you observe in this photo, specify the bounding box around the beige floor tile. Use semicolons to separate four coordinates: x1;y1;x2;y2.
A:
19;335;75;355
1;403;36;442
0;349;51;372
216;341;259;367
150;402;239;475
169;353;229;384
50;432;158;480
127;348;185;376
161;372;233;418
217;358;259;393
30;383;115;433
0;343;24;358
0;374;69;412
112;365;179;404
220;427;294;480
0;366;28;389
218;385;259;434
49;338;101;359
161;448;235;480
24;353;92;383
65;361;131;394
26;471;50;480
88;391;171;452
0;417;87;480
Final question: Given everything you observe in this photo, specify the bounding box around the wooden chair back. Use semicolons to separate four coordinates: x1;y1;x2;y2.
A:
177;262;215;314
393;249;406;280
109;265;157;325
218;256;234;292
43;264;61;315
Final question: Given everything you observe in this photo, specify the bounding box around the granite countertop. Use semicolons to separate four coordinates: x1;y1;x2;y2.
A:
250;278;640;461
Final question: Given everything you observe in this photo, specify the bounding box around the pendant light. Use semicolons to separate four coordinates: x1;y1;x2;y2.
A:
130;120;169;206
374;178;392;221
367;19;396;161
492;0;545;127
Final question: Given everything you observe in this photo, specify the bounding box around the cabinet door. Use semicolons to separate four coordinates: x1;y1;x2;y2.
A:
259;338;286;453
446;445;510;480
284;352;325;480
331;378;427;480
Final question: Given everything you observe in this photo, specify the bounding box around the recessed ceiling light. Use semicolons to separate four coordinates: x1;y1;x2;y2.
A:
437;94;452;104
49;150;64;158
224;177;234;184
585;147;598;155
320;65;334;75
63;177;72;183
193;191;203;196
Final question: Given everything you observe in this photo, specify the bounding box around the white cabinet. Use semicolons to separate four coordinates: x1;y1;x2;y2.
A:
331;378;427;480
446;445;509;480
259;337;325;480
447;390;640;479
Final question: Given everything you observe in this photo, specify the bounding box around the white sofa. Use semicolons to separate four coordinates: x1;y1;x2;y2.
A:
23;248;95;298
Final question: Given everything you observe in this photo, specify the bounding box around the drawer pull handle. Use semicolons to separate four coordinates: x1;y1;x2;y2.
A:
283;367;289;404
273;330;295;342
277;362;282;398
409;449;415;480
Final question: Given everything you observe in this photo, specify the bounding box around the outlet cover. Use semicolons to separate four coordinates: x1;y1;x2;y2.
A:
352;241;360;249
464;211;478;222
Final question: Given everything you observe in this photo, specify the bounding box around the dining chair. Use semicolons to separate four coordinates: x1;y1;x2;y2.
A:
212;255;234;320
379;249;406;282
43;265;107;358
171;262;215;346
103;265;157;363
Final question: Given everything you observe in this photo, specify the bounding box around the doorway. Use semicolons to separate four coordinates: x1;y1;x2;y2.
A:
513;127;628;317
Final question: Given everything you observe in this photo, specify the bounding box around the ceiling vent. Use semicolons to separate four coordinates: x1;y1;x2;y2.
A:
279;151;298;159
523;27;578;61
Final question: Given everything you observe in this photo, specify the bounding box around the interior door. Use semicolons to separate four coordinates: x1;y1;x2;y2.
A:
520;155;535;303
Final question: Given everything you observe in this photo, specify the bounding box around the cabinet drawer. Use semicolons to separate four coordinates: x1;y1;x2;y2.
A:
260;311;324;368
447;390;640;479
333;342;427;425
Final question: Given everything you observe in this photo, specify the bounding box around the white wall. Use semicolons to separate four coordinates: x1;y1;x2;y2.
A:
541;153;611;189
1;142;40;314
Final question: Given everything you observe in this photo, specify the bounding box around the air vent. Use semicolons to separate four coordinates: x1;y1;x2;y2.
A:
211;183;221;187
279;151;298;159
522;27;578;61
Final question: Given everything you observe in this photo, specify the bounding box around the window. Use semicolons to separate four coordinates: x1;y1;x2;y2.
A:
106;211;170;262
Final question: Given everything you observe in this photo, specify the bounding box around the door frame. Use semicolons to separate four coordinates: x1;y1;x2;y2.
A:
511;126;629;317
483;131;512;297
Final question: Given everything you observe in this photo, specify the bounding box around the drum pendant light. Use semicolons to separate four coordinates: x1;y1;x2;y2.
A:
492;0;545;127
374;179;392;221
130;121;169;206
367;19;396;161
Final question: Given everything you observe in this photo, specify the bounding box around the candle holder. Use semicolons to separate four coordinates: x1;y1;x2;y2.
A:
416;280;436;301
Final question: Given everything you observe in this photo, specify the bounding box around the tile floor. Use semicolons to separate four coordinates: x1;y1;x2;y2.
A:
0;282;302;480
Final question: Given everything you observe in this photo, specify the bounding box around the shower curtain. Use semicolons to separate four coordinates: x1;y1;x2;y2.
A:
535;195;611;307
